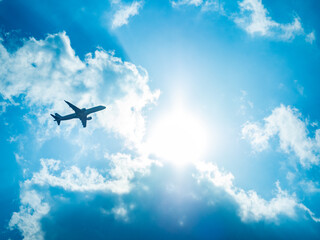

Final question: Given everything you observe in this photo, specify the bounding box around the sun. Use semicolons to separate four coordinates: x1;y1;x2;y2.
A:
146;104;208;166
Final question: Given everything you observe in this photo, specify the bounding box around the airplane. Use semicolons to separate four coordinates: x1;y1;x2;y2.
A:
51;100;106;128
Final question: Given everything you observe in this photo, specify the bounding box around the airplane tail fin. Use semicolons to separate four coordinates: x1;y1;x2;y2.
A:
51;113;62;125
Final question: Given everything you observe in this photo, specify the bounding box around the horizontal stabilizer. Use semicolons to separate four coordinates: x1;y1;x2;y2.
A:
51;113;61;126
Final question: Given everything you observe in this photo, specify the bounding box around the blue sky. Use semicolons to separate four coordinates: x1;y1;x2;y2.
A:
1;0;320;239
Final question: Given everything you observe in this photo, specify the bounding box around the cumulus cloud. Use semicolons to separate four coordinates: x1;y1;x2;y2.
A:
2;31;160;238
0;32;159;146
10;153;157;239
27;154;157;194
242;105;320;167
195;161;319;222
9;190;50;240
111;1;143;29
235;0;310;42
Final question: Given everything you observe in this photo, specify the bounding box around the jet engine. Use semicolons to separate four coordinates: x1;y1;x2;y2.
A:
87;117;92;120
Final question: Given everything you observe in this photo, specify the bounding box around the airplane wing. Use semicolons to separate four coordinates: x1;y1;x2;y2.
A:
86;105;106;115
80;117;87;128
65;100;81;114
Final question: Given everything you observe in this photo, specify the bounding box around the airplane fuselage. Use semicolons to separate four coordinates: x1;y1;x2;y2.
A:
60;106;105;120
51;101;106;128
60;113;77;120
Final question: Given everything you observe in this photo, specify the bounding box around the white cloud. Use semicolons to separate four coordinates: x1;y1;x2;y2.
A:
108;152;159;182
195;161;319;222
9;190;50;240
14;153;24;164
171;0;312;42
299;180;320;194
0;101;8;113
7;135;20;143
241;121;271;151
0;32;160;147
171;0;203;7
101;203;135;221
27;155;157;195
111;1;143;29
242;105;320;167
10;153;157;238
171;0;224;13
235;0;305;41
305;31;316;44
201;0;225;13
112;206;129;221
238;90;254;115
2;32;160;238
171;0;311;42
294;80;304;96
286;171;296;183
298;204;320;223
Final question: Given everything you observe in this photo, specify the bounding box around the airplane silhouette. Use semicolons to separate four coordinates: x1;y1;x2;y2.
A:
51;100;106;128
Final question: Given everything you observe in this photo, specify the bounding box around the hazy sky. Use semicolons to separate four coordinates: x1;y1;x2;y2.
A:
1;0;320;239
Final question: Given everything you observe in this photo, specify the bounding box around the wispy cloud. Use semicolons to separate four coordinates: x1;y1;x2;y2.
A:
111;1;143;29
242;105;320;168
201;0;225;13
171;0;314;43
235;0;313;42
238;90;254;115
305;31;316;44
112;206;129;221
195;161;320;222
101;203;134;222
171;0;203;7
299;180;320;194
171;0;225;13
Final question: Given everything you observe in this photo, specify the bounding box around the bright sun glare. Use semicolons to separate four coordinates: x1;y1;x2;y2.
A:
147;104;208;166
